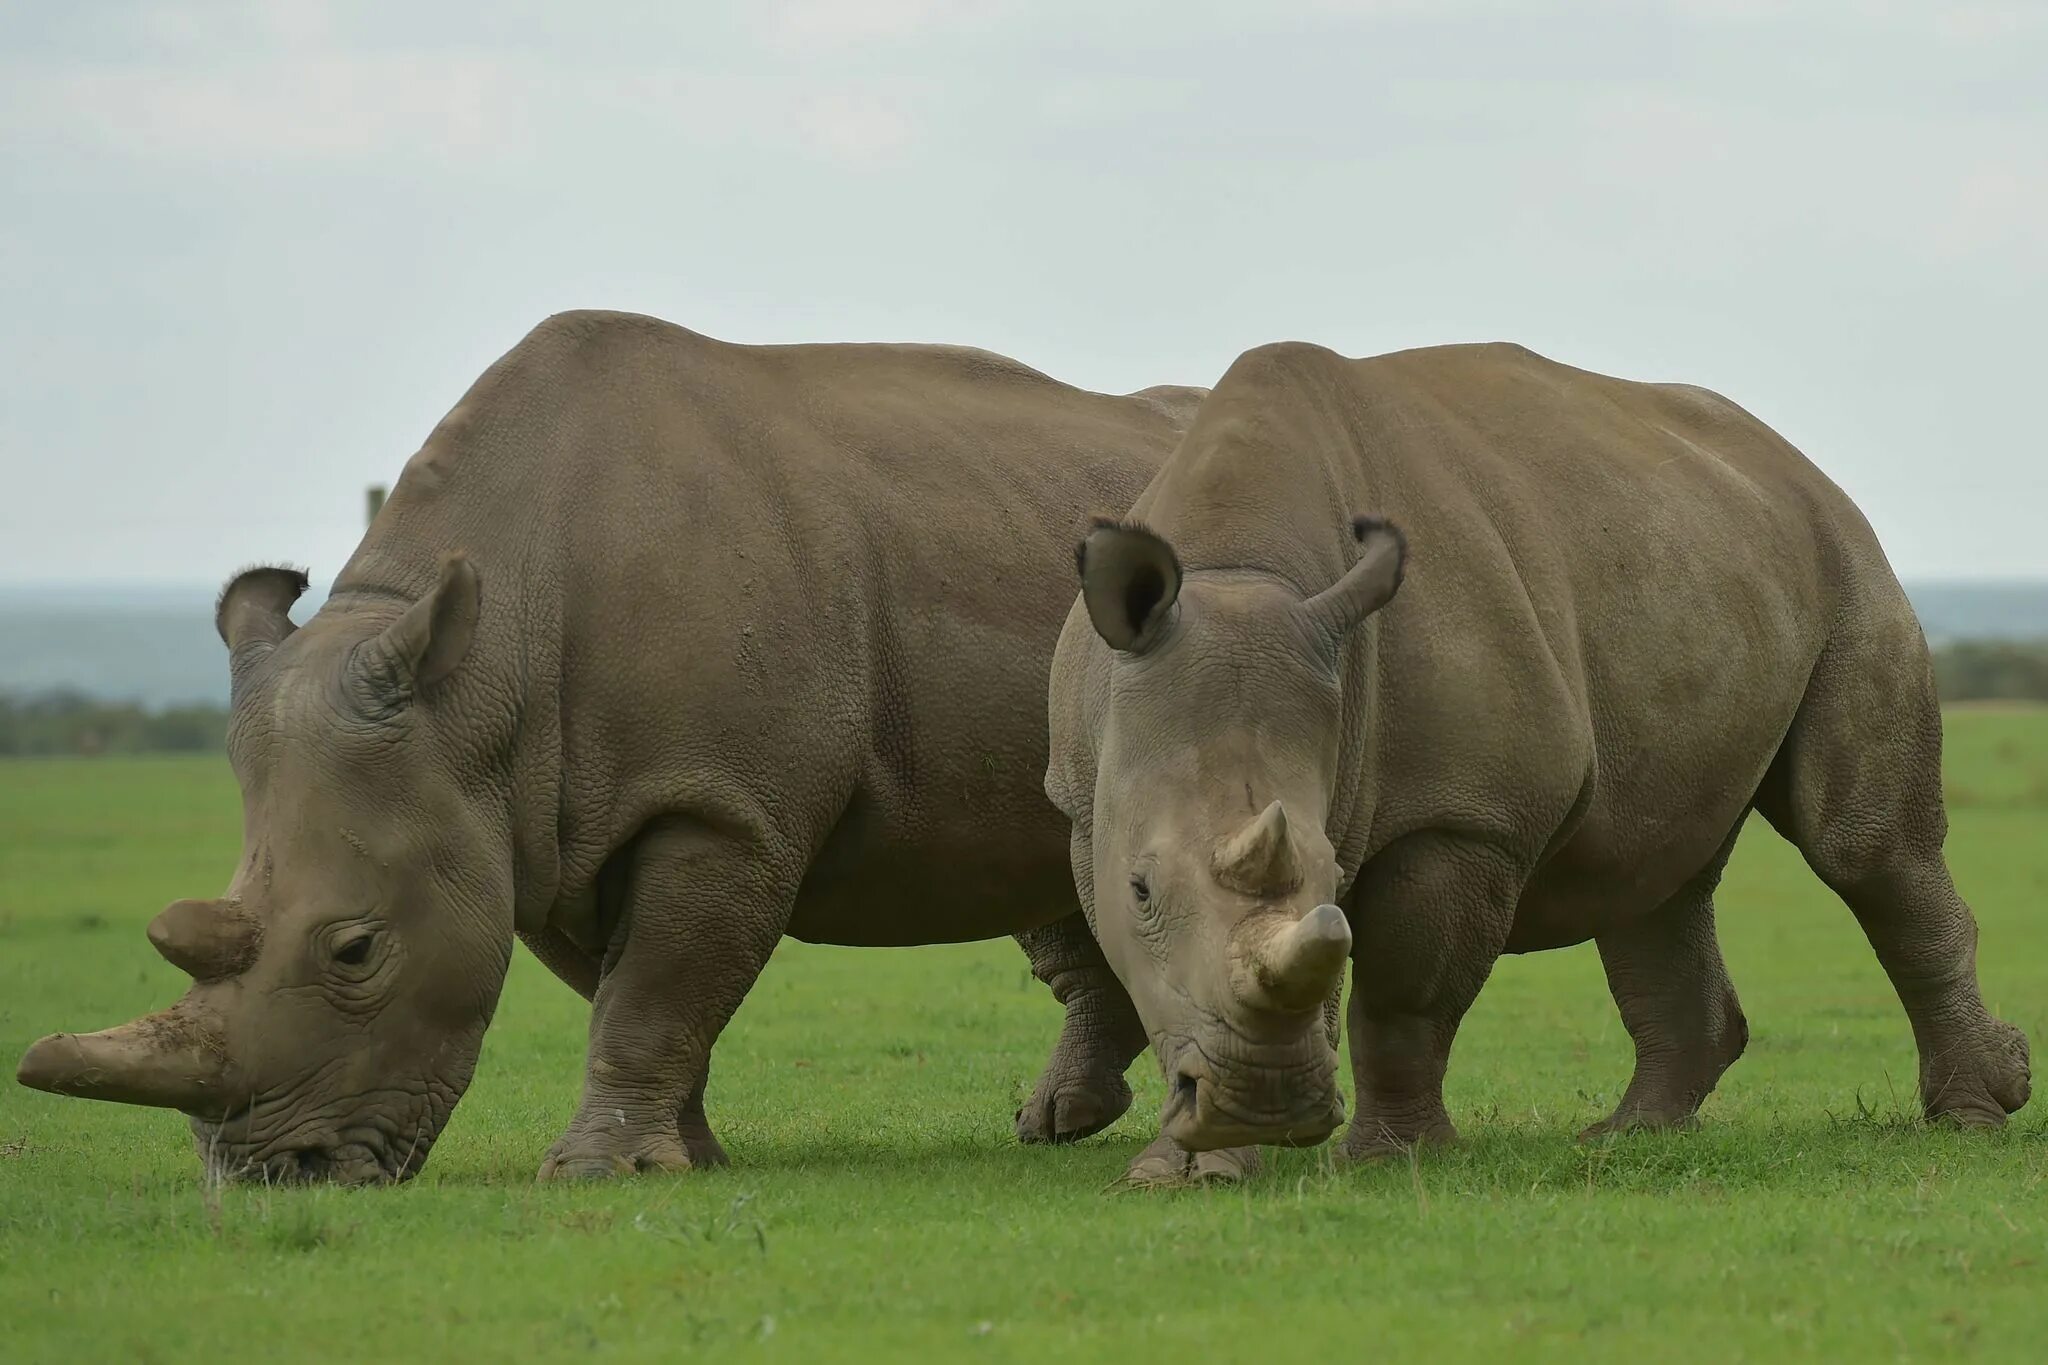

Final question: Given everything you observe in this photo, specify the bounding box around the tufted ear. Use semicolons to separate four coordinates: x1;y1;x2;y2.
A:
1077;519;1181;654
216;565;309;696
1303;516;1406;640
216;565;309;652
347;555;481;714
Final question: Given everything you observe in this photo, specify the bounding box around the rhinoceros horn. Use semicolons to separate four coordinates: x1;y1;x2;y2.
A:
1213;800;1304;897
16;1007;237;1117
148;899;262;980
1236;903;1353;1014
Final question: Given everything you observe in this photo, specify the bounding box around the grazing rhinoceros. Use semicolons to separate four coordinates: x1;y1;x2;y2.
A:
1049;339;2030;1186
16;310;1204;1183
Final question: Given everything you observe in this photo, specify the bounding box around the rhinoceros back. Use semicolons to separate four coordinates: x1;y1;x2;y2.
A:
333;310;1190;946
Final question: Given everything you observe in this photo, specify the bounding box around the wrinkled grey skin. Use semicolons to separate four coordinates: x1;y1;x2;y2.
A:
17;311;1204;1182
1048;339;2030;1178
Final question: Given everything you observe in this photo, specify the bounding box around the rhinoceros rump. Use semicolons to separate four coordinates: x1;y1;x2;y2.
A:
1047;339;2030;1183
16;310;1205;1183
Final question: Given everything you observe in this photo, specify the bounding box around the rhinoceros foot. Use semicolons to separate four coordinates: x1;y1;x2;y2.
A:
1334;1115;1457;1166
535;1116;696;1182
1578;1110;1703;1141
1015;1065;1133;1145
1924;1015;2031;1129
1111;1134;1260;1189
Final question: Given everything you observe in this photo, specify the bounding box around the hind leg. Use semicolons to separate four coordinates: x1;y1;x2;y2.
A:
1758;632;2029;1126
1817;855;2027;1125
1013;912;1147;1144
1583;837;1749;1136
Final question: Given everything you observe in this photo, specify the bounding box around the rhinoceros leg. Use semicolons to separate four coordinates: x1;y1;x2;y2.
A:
675;1061;730;1168
537;818;791;1180
517;926;728;1167
1755;636;2030;1127
1582;834;1749;1137
1013;913;1147;1145
1337;831;1524;1163
519;924;601;999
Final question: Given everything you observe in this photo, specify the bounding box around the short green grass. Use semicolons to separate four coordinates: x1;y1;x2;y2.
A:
3;711;2046;1362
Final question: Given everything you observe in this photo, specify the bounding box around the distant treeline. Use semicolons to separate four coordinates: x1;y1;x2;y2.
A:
3;638;2047;756
0;689;229;756
1932;640;2048;705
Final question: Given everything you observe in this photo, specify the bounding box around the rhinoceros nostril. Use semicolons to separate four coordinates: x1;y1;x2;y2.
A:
1173;1071;1199;1111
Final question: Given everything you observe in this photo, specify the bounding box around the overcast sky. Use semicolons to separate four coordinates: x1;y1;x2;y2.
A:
1;0;2042;587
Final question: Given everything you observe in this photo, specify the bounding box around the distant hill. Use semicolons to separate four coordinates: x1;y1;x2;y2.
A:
0;584;327;708
1905;582;2048;646
2;579;2045;708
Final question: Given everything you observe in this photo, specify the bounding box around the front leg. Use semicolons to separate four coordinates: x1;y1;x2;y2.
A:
1341;831;1524;1162
518;924;728;1167
537;818;794;1181
1013;912;1147;1145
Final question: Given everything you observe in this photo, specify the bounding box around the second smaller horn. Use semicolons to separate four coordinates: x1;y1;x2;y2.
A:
1213;800;1304;896
148;899;263;981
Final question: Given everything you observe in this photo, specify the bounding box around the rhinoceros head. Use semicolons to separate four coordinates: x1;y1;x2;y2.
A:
1061;515;1406;1151
15;557;512;1184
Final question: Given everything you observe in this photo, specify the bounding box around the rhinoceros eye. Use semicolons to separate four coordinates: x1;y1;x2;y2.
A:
1129;875;1151;905
333;933;376;967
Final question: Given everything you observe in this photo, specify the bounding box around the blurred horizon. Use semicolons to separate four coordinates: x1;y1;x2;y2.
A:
6;577;2046;710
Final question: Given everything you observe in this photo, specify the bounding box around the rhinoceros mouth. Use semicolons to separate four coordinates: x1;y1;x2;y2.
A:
203;1134;431;1186
192;1103;442;1186
1160;1037;1345;1151
265;1143;393;1185
1163;1071;1343;1150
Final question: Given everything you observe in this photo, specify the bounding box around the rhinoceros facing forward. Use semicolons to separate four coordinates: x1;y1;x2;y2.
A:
16;310;1203;1183
1049;339;2029;1185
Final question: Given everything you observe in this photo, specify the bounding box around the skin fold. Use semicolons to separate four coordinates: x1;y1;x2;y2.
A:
1047;339;2030;1183
15;311;1198;1183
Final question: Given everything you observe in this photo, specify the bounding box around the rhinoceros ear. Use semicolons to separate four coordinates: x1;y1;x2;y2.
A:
349;555;481;714
216;565;309;652
216;565;310;696
1303;516;1406;641
1077;519;1181;653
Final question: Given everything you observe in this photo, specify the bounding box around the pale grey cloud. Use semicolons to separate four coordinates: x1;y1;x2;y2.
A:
0;4;937;171
0;0;2042;585
6;54;520;161
764;0;1014;48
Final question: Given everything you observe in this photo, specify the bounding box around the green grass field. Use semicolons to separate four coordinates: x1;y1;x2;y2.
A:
3;711;2046;1362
